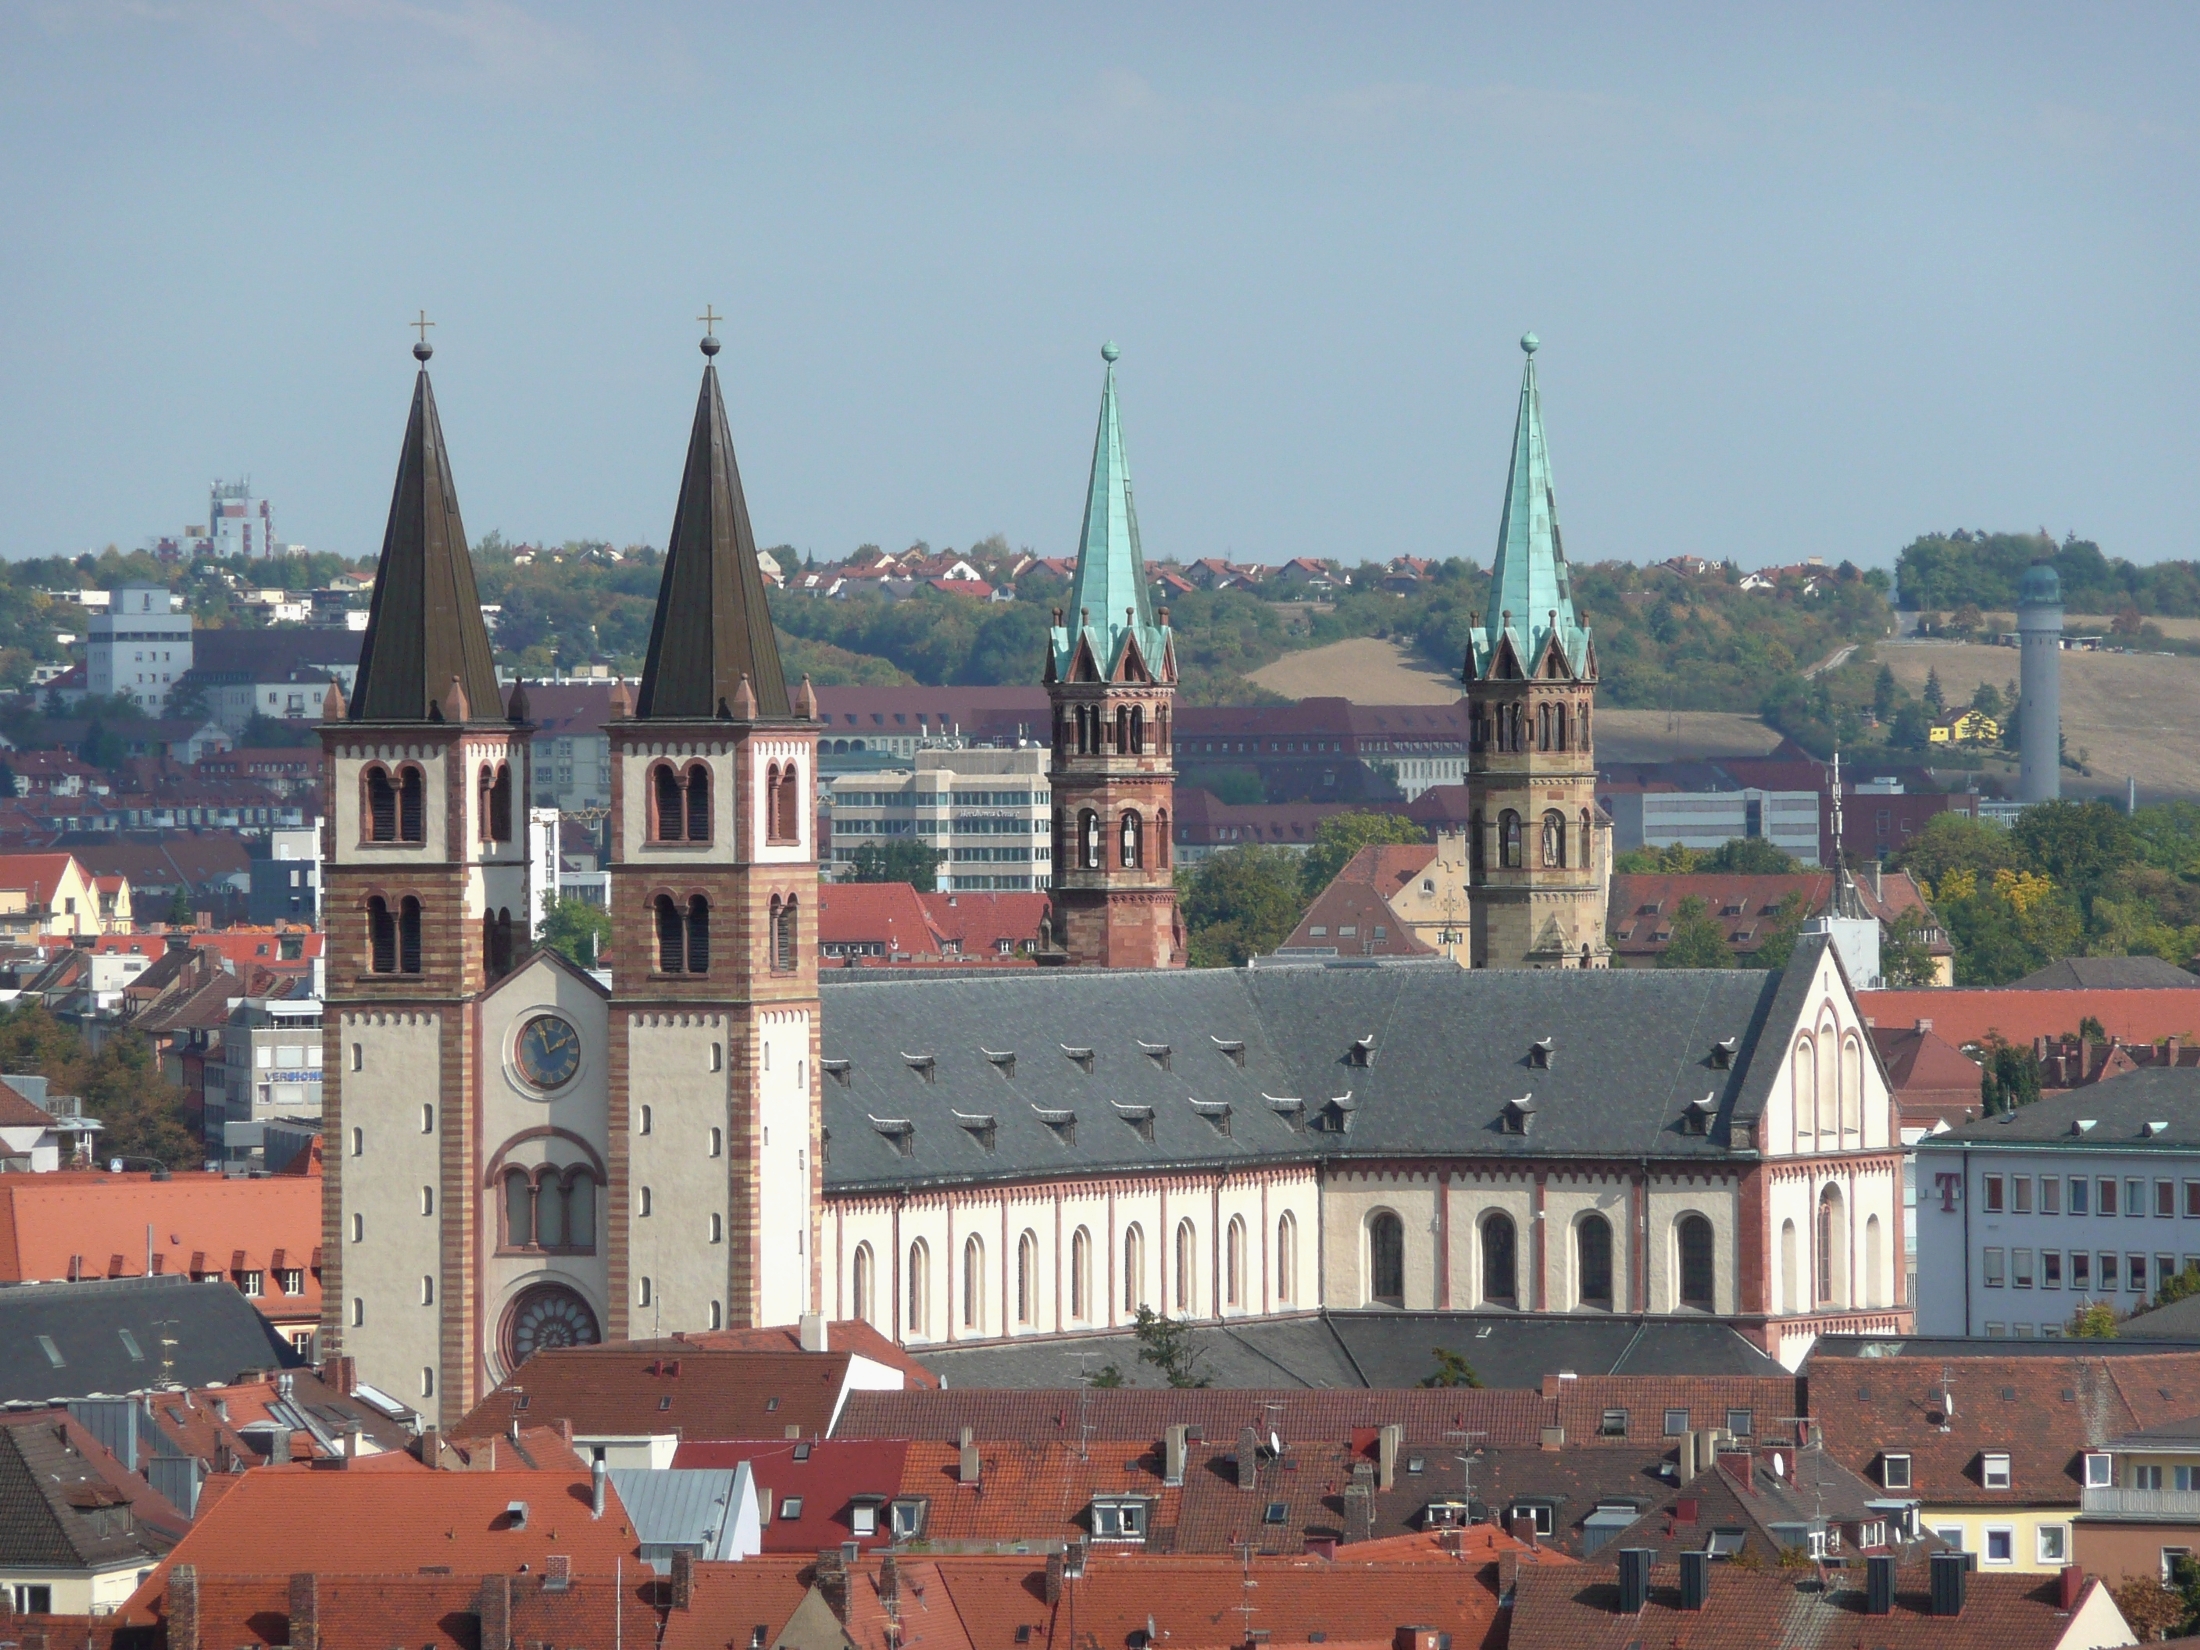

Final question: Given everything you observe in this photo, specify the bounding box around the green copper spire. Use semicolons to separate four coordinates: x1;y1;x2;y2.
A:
1049;343;1172;683
1470;333;1591;680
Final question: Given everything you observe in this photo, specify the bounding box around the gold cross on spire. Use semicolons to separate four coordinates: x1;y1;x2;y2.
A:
411;309;435;345
698;305;721;335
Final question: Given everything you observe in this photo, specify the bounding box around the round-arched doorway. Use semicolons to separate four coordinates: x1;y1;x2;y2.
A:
502;1283;601;1367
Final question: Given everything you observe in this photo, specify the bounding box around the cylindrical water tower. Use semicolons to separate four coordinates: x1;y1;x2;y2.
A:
2017;561;2062;803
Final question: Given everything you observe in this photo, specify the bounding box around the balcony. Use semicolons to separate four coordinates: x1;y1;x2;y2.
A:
2082;1486;2200;1521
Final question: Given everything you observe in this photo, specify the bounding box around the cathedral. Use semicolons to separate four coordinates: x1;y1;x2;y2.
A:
323;333;1907;1424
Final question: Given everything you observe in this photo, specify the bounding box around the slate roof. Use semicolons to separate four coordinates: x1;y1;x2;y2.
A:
1507;1562;2117;1650
0;1412;184;1571
819;942;1837;1192
1923;1065;2200;1151
2014;954;2200;989
0;1276;297;1405
1595;1445;1940;1567
902;1313;1783;1393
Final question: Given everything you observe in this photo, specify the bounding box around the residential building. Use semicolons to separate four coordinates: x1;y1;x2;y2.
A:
1931;707;2005;746
824;748;1053;891
1608;869;1951;981
1600;784;1822;863
1915;1068;2200;1338
0;852;119;936
245;826;320;924
0;1074;100;1171
180;629;361;736
522;681;615;814
1281;833;1472;963
2075;1411;2200;1584
1860;984;2200;1057
213;995;325;1166
1168;790;1360;864
1809;1338;2200;1579
86;586;191;716
0;1410;184;1614
0;1276;297;1405
0;1173;324;1351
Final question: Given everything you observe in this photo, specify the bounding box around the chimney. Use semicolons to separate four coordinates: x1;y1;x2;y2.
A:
1377;1423;1402;1492
958;1426;980;1485
1866;1553;1894;1616
288;1573;319;1650
1931;1551;1966;1618
342;1425;360;1463
1497;1551;1522;1595
798;1313;827;1353
1163;1424;1188;1486
1678;1432;1698;1481
592;1458;607;1519
2059;1564;2083;1611
814;1548;849;1617
478;1576;512;1650
1679;1550;1708;1612
879;1553;899;1608
1538;1426;1564;1452
325;1355;356;1396
1238;1427;1260;1491
1393;1631;1439;1650
1617;1549;1652;1615
1717;1449;1752;1493
169;1564;200;1650
1045;1553;1065;1605
417;1426;441;1468
1508;1516;1537;1548
670;1550;695;1611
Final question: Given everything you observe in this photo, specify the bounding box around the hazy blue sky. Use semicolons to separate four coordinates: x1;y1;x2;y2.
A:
4;4;2195;573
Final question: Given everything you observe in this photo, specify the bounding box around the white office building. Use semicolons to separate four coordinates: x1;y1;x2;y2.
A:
825;746;1052;891
1915;1068;2200;1337
1604;787;1822;865
86;586;192;715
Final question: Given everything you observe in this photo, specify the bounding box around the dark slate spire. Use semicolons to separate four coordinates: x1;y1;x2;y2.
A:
350;343;503;723
636;336;790;721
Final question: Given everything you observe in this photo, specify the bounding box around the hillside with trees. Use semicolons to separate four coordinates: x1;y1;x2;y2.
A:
1897;530;2200;617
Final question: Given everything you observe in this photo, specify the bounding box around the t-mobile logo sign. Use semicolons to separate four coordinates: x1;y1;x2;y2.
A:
1934;1172;1963;1213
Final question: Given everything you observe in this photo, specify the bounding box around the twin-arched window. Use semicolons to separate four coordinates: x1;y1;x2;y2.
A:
367;896;422;975
650;762;712;844
362;764;425;844
478;762;513;844
500;1166;598;1253
765;762;802;844
482;906;514;981
654;894;711;975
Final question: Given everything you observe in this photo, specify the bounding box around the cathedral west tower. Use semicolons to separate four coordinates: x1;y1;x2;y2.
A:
1464;334;1609;970
320;338;534;1419
1045;344;1183;969
606;329;823;1336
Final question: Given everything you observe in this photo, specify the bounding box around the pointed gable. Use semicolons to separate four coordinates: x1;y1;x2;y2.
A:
636;341;792;721
1465;334;1594;683
1047;343;1174;685
350;350;504;723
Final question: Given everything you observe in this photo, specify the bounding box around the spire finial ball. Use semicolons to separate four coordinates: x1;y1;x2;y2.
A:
413;341;433;362
1101;341;1120;364
1520;332;1539;355
700;335;721;358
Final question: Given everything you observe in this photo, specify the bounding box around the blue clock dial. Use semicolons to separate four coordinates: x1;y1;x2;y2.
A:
516;1014;582;1090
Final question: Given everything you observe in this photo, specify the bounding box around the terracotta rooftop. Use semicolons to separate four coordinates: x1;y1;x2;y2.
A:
1859;986;2200;1052
451;1349;857;1442
639;1317;939;1386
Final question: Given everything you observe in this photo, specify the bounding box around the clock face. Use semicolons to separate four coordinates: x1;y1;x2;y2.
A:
515;1014;582;1091
504;1284;600;1365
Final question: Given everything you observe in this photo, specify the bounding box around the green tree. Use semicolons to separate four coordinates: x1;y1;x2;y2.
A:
1130;1306;1210;1388
2069;1301;2119;1338
1084;1363;1127;1388
1880;908;1940;987
1699;837;1800;874
1298;813;1427;897
1887;702;1932;750
0;1006;200;1172
1613;842;1703;874
2149;1263;2200;1314
1871;663;1898;722
2012;799;2141;897
1969;680;2002;719
1980;1042;2041;1114
1180;846;1305;967
1420;1348;1484;1389
1923;669;1945;715
165;886;194;927
1748;891;1812;973
851;840;939;892
1895;813;2016;892
1659;896;1734;969
537;896;611;970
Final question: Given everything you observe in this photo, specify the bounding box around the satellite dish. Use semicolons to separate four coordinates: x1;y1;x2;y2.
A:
1270;1431;1283;1458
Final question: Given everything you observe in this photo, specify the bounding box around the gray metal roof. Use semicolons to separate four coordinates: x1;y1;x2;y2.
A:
0;1276;298;1405
819;943;1831;1191
1921;1066;2200;1152
608;1466;745;1562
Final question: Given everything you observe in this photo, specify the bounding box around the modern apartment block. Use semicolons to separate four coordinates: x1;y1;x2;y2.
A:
824;747;1052;891
1602;786;1822;864
86;585;192;715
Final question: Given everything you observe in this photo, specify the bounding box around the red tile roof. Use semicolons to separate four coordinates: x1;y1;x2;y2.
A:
917;891;1052;957
1507;1560;2118;1650
0;1076;57;1128
0;1171;321;1318
451;1349;856;1442
1860;987;2200;1052
818;882;945;958
644;1318;939;1385
673;1439;908;1552
1283;844;1438;956
1872;1023;1986;1129
833;1389;1560;1449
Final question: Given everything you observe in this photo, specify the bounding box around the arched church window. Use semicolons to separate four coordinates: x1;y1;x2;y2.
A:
1538;702;1552;750
1580;809;1592;867
368;897;396;974
1174;1219;1196;1314
686;896;711;974
1542;810;1566;868
1119;810;1142;870
1470;812;1485;875
1368;1212;1404;1306
1680;1213;1717;1310
1156;809;1170;869
653;764;684;843
398;897;422;974
364;767;397;843
1080;810;1101;870
1481;1212;1518;1305
772;895;797;973
655;894;685;974
962;1235;985;1330
1130;705;1145;755
1577;1215;1613;1307
1115;705;1130;753
502;1169;534;1249
684;763;711;844
484;907;514;981
1500;810;1522;870
398;767;425;843
780;762;802;842
907;1240;929;1337
1123;1224;1145;1313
